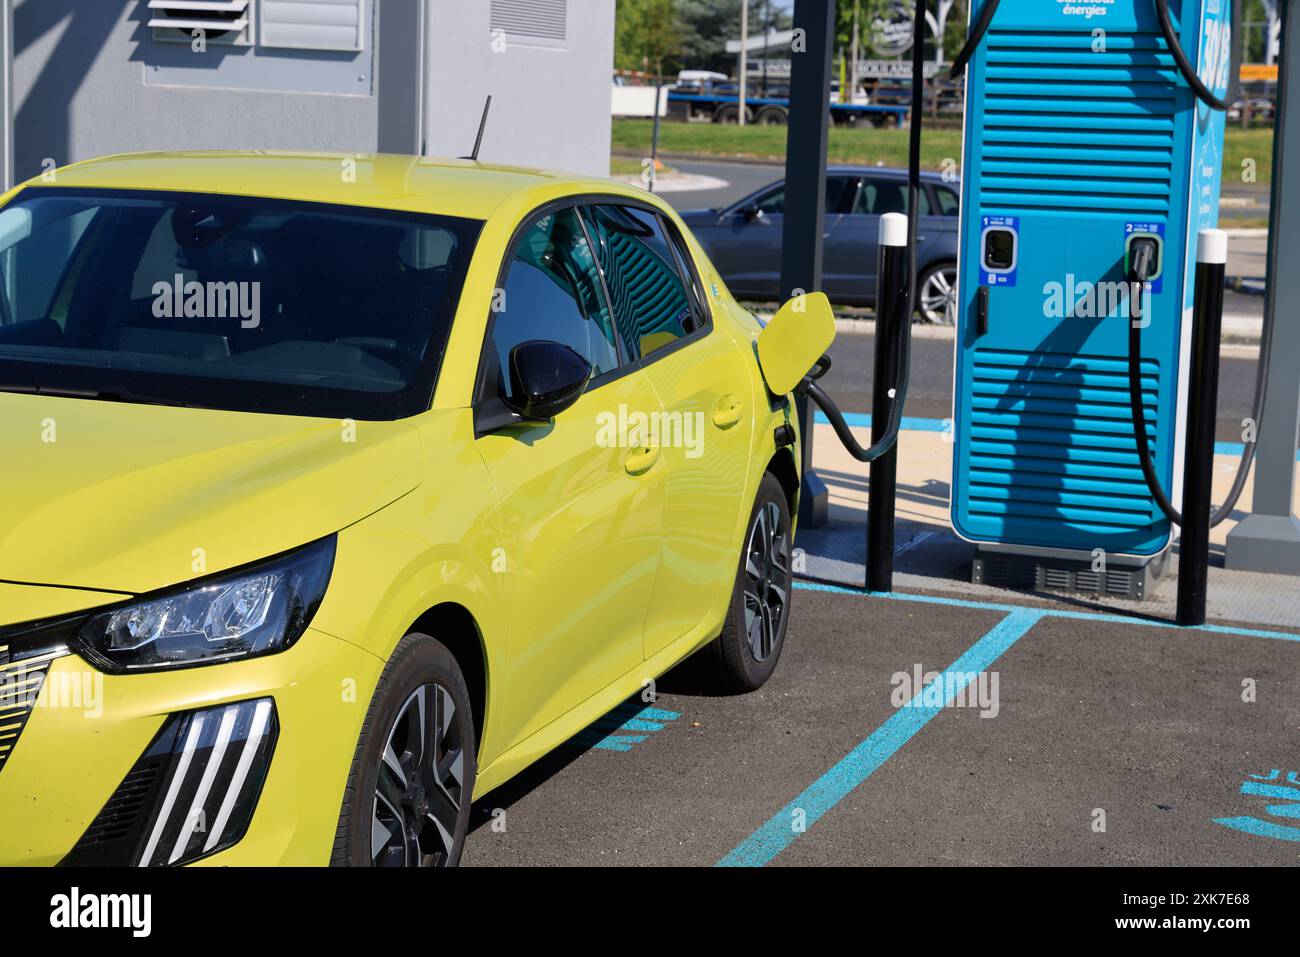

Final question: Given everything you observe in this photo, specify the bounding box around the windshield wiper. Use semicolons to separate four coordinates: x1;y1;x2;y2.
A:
0;383;189;407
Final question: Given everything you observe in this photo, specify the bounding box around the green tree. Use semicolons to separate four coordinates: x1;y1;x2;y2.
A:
676;0;792;75
615;0;684;81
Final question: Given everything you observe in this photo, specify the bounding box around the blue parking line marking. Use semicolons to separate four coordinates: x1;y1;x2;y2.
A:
636;707;682;721
1214;816;1300;841
593;717;664;733
814;413;1300;460
718;608;1043;867
792;580;1300;642
573;702;683;754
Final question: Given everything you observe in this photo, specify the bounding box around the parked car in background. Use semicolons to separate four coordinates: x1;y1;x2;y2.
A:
679;167;961;323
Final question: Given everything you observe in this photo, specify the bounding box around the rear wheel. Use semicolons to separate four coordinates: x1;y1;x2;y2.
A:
332;634;476;867
701;473;793;692
917;261;958;325
754;105;788;126
713;104;753;125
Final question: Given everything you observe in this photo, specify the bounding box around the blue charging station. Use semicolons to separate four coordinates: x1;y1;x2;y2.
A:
951;0;1233;596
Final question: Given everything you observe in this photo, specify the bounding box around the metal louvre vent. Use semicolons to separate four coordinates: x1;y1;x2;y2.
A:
968;349;1160;533
261;0;365;52
979;30;1179;215
490;0;567;42
974;552;1152;600
147;0;254;45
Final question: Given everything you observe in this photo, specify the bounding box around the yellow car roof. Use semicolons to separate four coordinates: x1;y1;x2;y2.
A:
26;150;634;221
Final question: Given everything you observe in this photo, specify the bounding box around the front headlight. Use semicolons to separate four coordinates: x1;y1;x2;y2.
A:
71;537;335;673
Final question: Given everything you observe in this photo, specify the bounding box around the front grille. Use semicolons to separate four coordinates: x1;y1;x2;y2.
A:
979;30;1179;216
0;657;53;772
63;697;278;867
0;616;78;773
968;349;1160;534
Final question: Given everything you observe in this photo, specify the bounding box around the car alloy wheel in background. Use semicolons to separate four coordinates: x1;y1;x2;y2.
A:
918;263;959;325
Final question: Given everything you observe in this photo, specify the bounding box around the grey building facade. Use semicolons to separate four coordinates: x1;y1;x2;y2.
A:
6;0;614;184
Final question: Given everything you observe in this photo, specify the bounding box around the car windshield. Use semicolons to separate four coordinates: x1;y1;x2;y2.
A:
0;188;481;419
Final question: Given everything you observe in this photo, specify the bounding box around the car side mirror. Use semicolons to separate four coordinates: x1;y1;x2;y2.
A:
502;340;592;421
755;291;836;396
742;205;766;223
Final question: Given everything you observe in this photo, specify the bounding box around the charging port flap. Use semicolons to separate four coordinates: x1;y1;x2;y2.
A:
756;291;836;396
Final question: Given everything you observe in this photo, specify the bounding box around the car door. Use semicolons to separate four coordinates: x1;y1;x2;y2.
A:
583;203;756;660
711;184;786;300
473;205;667;748
825;176;949;305
717;177;856;300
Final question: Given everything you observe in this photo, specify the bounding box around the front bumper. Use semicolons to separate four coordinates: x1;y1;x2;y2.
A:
0;626;384;866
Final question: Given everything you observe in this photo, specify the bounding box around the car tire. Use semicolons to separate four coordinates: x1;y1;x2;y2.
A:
331;633;476;867
917;261;958;325
700;473;793;693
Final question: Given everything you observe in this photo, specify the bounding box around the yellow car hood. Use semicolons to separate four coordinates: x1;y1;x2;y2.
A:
0;393;423;594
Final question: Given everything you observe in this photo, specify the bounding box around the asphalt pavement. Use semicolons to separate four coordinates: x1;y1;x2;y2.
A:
463;587;1300;866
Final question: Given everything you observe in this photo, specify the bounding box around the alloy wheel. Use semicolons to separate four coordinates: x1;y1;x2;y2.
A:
919;265;958;324
743;500;791;662
371;683;465;867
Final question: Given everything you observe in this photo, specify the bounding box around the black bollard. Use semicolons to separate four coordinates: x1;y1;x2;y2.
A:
867;212;909;593
1176;229;1227;626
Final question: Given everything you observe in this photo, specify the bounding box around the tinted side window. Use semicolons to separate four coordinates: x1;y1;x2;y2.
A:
586;205;697;361
853;178;905;215
661;216;711;330
934;185;960;216
488;207;620;401
850;178;932;216
749;175;854;216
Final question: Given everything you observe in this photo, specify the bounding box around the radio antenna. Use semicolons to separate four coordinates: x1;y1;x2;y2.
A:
462;95;492;161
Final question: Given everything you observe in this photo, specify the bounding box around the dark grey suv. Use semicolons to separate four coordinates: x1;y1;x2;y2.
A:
679;166;960;323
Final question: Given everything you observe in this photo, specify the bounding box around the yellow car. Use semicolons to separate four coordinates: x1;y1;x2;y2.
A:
0;151;833;867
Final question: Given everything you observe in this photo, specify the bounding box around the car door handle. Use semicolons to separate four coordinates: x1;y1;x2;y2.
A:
623;445;660;475
712;396;744;429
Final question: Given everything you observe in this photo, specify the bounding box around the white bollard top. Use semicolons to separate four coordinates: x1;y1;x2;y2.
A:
879;212;909;248
1197;228;1228;265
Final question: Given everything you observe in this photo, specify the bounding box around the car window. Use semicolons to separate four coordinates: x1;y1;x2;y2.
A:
487;207;620;403
748;175;856;216
0;188;480;420
585;204;702;361
660;215;711;330
0;201;96;328
850;178;932;216
934;185;960;216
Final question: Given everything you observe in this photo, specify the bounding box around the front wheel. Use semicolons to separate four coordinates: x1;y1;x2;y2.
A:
701;473;793;692
332;634;476;867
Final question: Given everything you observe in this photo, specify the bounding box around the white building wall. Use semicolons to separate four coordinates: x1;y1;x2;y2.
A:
9;0;615;184
423;0;615;177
